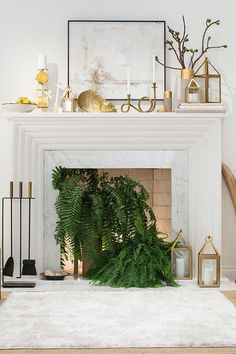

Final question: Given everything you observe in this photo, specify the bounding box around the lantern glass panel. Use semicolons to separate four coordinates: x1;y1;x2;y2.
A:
194;58;221;103
201;258;217;286
195;78;205;101
209;78;220;102
173;250;191;278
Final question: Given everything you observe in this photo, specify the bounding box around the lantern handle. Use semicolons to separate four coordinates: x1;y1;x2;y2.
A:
205;235;220;255
205;235;213;242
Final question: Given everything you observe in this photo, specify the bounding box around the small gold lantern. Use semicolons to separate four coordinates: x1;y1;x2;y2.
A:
198;236;220;288
171;229;193;280
185;79;200;103
194;57;221;103
61;86;76;112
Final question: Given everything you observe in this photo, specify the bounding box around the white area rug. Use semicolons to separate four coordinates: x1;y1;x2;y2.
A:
1;288;236;348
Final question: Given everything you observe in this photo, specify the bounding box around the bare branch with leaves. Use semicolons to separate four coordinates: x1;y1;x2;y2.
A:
156;16;227;71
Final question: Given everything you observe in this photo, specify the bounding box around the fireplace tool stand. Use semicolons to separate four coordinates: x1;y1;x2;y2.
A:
1;182;36;288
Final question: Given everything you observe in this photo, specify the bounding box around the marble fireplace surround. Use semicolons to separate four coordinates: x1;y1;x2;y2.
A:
7;112;225;274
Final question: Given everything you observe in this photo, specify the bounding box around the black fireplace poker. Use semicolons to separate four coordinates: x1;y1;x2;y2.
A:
1;181;36;288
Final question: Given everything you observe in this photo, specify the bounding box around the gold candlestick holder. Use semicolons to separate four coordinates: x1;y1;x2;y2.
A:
121;82;157;113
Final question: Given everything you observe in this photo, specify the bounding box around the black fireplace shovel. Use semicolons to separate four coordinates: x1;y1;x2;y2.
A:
22;182;37;276
3;182;14;277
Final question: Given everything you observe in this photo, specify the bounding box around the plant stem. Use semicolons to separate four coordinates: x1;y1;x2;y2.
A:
155;56;182;70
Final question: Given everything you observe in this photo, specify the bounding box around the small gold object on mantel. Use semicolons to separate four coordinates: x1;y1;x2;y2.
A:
77;90;116;113
181;69;194;103
198;235;221;288
185;79;201;103
194;57;221;103
164;90;172;112
36;54;49;109
171;229;193;280
121;82;157;113
61;86;76;112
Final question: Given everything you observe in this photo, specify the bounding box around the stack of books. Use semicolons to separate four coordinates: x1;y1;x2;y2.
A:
176;103;226;113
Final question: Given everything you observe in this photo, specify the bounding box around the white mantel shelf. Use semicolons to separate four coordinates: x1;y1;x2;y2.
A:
5;110;226;273
6;111;228;120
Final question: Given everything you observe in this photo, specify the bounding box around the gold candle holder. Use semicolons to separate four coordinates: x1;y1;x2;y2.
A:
121;82;157;113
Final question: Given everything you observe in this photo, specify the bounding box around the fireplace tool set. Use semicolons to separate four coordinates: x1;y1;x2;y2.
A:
1;181;36;288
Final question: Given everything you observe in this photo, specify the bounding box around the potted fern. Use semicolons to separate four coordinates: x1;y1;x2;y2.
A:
52;167;177;287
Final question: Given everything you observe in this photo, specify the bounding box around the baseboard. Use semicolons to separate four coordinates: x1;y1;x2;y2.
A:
222;266;236;276
222;266;236;271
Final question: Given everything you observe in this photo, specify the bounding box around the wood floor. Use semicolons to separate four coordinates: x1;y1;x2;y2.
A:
223;290;236;306
1;291;236;354
0;291;10;304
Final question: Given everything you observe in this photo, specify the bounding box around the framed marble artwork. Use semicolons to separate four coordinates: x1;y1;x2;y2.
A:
67;20;166;100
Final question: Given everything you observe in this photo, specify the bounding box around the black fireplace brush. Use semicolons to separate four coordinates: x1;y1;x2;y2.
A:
3;182;14;277
22;182;37;276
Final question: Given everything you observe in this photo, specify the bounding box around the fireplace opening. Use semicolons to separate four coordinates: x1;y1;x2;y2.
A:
61;168;172;276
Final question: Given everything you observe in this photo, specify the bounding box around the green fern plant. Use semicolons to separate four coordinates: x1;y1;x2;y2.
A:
52;167;177;287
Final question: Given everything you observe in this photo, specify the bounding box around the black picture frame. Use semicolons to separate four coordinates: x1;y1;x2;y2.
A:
67;20;166;101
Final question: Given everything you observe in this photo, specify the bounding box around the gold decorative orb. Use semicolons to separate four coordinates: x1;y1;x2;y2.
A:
36;70;49;85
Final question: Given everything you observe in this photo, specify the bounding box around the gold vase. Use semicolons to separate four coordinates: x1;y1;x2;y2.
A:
181;69;194;103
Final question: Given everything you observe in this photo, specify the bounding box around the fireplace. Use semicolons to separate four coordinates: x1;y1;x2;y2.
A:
44;150;188;271
6;111;224;276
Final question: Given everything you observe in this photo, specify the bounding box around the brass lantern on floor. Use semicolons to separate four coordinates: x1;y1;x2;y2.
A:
198;236;220;288
194;57;221;103
171;229;193;280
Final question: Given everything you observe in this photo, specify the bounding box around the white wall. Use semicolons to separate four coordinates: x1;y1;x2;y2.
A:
0;0;236;268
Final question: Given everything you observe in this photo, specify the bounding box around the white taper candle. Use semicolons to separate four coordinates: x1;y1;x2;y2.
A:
152;56;156;83
127;66;130;95
54;80;61;108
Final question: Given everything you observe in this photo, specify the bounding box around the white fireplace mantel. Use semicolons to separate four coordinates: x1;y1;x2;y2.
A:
6;111;226;273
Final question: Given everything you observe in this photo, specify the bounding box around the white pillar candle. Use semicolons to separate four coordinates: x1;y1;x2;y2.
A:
176;257;185;278
127;66;130;95
38;53;47;70
54;80;61;108
204;268;215;286
152;56;156;83
188;93;200;103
